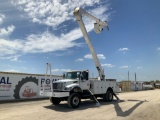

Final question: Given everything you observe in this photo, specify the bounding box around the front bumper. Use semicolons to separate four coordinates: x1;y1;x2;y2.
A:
40;91;69;97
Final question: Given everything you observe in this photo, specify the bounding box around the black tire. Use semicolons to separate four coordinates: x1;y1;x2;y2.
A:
103;91;113;102
68;93;81;108
49;97;61;105
14;76;38;99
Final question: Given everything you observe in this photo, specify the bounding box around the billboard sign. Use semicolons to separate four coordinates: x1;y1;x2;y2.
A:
0;72;62;100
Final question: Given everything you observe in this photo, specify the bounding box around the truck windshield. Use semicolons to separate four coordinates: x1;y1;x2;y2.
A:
63;72;79;79
63;71;89;80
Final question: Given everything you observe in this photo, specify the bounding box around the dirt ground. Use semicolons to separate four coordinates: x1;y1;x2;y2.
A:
0;89;160;120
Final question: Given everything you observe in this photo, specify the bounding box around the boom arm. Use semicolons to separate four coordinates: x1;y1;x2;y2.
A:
73;7;109;81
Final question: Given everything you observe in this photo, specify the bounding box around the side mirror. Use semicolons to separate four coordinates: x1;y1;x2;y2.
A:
77;72;80;79
63;73;65;78
80;74;83;80
77;72;83;80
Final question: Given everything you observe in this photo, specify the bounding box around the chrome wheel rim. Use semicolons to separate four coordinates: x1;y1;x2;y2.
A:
73;96;79;105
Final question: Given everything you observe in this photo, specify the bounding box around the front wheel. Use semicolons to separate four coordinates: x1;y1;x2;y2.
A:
49;97;61;105
68;93;81;108
103;91;113;102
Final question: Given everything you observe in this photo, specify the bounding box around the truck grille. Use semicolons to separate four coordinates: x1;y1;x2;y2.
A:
52;83;64;90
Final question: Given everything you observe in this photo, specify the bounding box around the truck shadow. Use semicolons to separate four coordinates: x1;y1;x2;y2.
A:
43;99;99;112
44;99;148;117
113;99;147;117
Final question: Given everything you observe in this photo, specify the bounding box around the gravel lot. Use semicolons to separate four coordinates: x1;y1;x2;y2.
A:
0;89;160;120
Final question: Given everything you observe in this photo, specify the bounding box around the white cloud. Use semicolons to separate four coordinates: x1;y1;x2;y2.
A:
89;4;110;22
0;3;109;55
118;48;130;54
0;38;23;55
119;66;128;69
84;54;92;59
0;14;5;25
0;29;82;58
0;55;18;61
52;51;74;56
12;0;104;27
4;69;20;72
0;27;86;61
1;0;111;61
76;58;84;62
23;29;85;53
137;67;142;69
157;47;160;51
0;54;25;62
0;25;15;37
0;14;15;38
118;48;130;51
97;54;106;59
52;69;71;72
101;63;114;67
84;54;106;59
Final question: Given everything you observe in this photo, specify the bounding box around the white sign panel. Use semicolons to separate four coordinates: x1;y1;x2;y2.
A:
0;72;62;101
131;81;143;91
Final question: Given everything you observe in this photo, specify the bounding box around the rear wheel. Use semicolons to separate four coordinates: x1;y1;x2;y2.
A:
49;97;61;105
103;91;113;102
68;93;81;108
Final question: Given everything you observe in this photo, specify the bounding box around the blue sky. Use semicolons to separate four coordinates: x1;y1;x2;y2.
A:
0;0;160;81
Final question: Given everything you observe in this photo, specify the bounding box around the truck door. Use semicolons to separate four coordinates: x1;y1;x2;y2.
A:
79;71;90;90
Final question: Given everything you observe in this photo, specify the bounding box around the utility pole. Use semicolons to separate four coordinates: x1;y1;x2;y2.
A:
135;72;137;90
128;71;130;81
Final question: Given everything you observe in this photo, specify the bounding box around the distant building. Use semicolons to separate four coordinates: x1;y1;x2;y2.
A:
155;82;160;89
119;80;155;91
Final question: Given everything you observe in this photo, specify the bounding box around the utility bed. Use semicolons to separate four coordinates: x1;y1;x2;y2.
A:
90;79;116;94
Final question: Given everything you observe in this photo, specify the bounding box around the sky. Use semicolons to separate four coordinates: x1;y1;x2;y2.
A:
0;0;160;81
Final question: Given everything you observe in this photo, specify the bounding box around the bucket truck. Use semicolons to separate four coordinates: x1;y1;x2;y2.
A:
40;7;119;109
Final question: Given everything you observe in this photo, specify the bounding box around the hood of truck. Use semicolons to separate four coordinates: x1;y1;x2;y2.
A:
54;79;78;83
52;79;79;91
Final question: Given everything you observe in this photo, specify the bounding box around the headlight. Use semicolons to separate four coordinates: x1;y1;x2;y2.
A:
64;87;71;91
